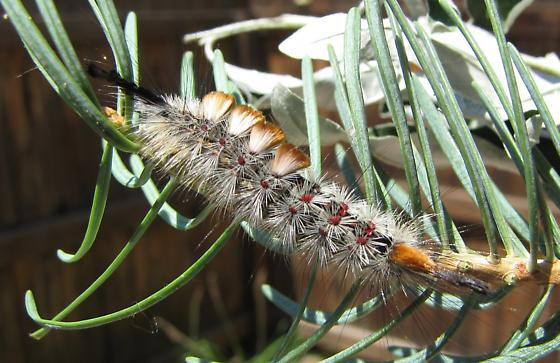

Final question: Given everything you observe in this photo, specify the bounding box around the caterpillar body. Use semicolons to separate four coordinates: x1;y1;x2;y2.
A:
89;64;490;296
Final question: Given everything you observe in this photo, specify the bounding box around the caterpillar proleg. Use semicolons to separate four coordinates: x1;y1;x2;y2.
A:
89;63;492;297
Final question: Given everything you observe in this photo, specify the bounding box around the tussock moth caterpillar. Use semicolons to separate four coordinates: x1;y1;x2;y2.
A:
88;63;502;298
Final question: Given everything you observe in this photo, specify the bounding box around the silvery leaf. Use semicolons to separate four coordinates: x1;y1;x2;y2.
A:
369;123;518;174
224;63;302;95
278;13;373;61
288;61;401;111
427;20;560;122
271;84;347;146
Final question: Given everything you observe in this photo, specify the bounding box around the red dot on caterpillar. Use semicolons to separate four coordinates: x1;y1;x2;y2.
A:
338;202;349;216
328;215;341;226
366;221;376;236
299;193;314;203
260;179;270;189
356;236;369;246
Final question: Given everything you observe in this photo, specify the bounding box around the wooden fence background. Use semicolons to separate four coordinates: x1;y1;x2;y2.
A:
0;0;559;362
